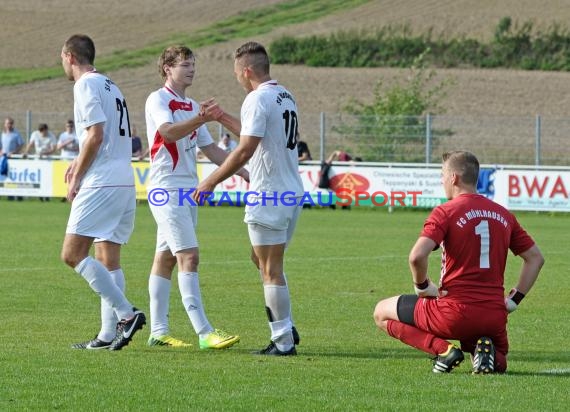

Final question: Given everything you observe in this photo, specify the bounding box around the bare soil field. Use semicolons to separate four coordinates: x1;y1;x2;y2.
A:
2;0;570;150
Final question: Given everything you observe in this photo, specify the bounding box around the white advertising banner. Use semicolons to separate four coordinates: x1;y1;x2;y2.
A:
0;159;53;197
2;158;569;212
201;162;446;208
494;169;570;212
319;164;446;207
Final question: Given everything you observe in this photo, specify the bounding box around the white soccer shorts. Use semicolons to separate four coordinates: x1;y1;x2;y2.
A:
66;186;136;244
246;204;301;246
149;190;199;254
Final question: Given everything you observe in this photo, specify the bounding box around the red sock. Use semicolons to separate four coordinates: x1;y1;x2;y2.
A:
494;351;507;373
387;319;450;355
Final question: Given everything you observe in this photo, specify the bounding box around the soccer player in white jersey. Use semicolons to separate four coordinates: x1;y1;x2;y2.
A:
60;34;145;351
144;45;246;349
194;41;303;356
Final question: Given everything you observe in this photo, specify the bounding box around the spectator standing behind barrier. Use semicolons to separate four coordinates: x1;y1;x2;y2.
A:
218;132;238;153
1;117;24;157
26;123;57;202
320;150;361;209
130;124;148;161
297;139;311;161
60;33;146;351
327;149;357;162
57;120;79;159
1;117;25;201
25;123;57;158
373;150;544;374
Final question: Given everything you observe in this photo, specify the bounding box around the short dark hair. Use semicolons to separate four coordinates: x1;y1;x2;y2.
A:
234;41;270;75
38;123;48;131
442;151;479;185
63;34;95;65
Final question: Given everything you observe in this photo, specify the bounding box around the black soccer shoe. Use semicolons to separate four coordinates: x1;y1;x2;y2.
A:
432;345;464;373
292;326;300;345
254;341;297;356
108;309;146;351
472;337;496;374
71;336;112;350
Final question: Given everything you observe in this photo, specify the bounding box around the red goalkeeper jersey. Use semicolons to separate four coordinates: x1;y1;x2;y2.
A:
421;193;535;304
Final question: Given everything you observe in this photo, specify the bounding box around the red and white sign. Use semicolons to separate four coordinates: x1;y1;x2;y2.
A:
494;170;570;211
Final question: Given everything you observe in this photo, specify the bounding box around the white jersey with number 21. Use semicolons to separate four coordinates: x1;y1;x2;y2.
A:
73;71;134;188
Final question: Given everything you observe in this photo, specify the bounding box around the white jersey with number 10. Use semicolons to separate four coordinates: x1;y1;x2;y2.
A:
240;80;303;197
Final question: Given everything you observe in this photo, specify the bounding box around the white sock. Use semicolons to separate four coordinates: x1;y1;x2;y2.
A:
264;284;294;350
264;284;291;321
149;274;171;337
270;318;294;351
75;256;133;320
97;268;125;342
178;272;213;336
261;270;295;326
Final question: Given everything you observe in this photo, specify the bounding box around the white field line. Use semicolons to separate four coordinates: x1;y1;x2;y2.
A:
0;254;409;272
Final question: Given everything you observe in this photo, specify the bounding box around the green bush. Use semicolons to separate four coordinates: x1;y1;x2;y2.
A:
333;52;455;162
269;18;570;71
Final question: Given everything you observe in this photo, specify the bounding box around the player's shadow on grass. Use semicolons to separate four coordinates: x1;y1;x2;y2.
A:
314;347;570;363
183;345;402;359
505;349;570;376
156;345;570;370
285;347;433;360
506;370;570;377
508;349;570;364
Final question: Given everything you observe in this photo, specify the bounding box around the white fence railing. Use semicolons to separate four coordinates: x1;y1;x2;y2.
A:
2;111;568;166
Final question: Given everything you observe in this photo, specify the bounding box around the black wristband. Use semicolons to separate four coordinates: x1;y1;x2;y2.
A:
414;279;429;290
511;290;525;305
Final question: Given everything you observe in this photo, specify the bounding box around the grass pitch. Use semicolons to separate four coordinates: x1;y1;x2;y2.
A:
1;200;569;411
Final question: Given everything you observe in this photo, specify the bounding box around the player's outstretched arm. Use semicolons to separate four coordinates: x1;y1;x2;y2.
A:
200;143;249;181
216;112;241;137
192;135;258;203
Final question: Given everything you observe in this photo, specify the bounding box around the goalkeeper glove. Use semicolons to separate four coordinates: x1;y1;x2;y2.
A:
414;278;442;298
505;288;525;313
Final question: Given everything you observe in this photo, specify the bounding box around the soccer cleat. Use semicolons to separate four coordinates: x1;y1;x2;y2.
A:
71;336;112;350
147;335;192;348
199;329;240;350
254;341;297;356
292;326;300;345
472;337;496;374
108;309;146;351
432;344;464;373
